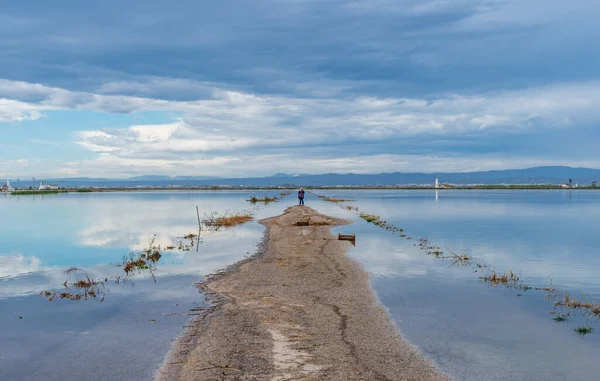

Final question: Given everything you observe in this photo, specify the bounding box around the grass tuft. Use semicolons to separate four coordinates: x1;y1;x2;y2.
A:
552;293;600;318
480;270;521;287
359;213;380;223
574;326;594;336
323;197;354;203
205;213;254;228
248;196;278;204
41;267;105;301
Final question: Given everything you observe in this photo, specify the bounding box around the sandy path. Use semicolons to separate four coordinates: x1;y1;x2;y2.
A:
157;206;449;381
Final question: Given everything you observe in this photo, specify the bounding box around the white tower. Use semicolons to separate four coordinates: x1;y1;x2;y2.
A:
435;178;439;189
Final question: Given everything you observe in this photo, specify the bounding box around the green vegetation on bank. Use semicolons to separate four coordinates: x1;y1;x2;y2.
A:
574;326;594;336
248;196;279;203
359;213;380;223
11;190;69;195
6;185;600;194
471;184;574;189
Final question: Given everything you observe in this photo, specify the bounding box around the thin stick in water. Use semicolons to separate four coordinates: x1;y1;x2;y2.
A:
196;206;201;252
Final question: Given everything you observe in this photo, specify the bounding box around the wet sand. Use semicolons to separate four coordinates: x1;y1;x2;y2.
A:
157;206;448;380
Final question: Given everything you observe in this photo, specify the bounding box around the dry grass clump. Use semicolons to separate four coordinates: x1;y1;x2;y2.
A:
480;270;521;287
323;197;354;203
359;213;380;223
536;285;557;292
122;247;162;279
574;326;594;336
41;267;105;301
248;196;278;204
205;213;253;228
448;249;471;265
120;236;163;281
553;315;568;322
552;293;600;318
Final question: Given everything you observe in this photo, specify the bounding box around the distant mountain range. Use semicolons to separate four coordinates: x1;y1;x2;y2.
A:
128;175;222;181
9;166;600;188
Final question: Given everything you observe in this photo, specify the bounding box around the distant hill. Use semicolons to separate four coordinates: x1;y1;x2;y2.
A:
128;175;222;181
12;166;600;188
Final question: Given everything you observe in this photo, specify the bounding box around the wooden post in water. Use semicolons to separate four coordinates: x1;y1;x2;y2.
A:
338;233;356;246
196;206;202;252
196;206;201;229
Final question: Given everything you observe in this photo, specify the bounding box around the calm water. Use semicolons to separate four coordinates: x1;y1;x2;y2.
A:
314;190;600;381
2;190;600;381
0;191;284;381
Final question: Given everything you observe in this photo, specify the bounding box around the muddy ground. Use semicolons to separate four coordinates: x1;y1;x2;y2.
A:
157;206;448;381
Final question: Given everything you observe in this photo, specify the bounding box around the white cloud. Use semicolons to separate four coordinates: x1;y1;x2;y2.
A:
0;254;42;279
2;77;600;177
0;98;44;122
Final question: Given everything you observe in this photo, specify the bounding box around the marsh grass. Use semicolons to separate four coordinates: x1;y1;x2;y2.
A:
359;213;380;223
41;267;106;301
446;249;472;266
121;237;162;281
551;293;600;319
574;326;594;336
553;315;568;322
323;197;354;203
480;270;521;288
248;196;278;204
204;213;254;228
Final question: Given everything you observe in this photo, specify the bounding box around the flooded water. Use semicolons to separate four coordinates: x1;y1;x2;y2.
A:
314;190;600;381
3;190;600;381
0;191;285;381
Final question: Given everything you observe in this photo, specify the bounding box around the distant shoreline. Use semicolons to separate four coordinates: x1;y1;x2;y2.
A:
5;185;600;195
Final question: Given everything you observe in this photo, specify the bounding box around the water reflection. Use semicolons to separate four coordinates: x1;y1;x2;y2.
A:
316;190;600;292
0;191;286;298
312;190;600;381
0;191;287;381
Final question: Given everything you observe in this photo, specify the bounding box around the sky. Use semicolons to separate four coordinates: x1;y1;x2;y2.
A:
1;0;600;179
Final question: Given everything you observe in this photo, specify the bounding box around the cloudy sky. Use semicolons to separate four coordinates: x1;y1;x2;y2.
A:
1;0;599;178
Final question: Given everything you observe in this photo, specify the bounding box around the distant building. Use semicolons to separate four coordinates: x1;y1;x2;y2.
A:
39;181;60;190
2;180;14;192
561;181;576;189
434;178;439;189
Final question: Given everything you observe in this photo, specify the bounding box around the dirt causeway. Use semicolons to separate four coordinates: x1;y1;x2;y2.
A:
157;206;449;381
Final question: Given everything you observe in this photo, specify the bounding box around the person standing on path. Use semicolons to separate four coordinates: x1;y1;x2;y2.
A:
298;187;305;205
